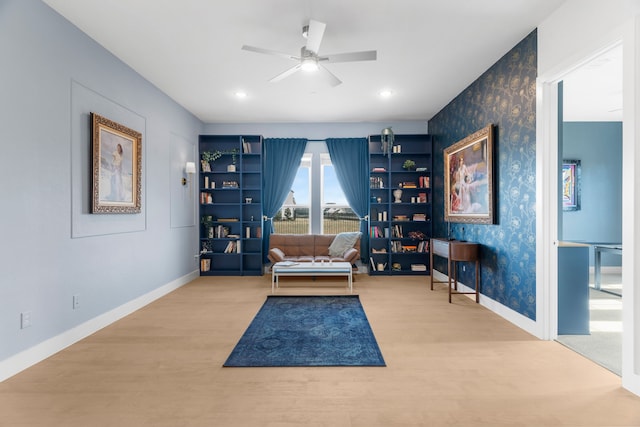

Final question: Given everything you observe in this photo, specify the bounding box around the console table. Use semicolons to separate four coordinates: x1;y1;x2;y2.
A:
430;238;480;303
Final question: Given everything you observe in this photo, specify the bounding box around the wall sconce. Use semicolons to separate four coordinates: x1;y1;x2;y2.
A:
182;161;196;186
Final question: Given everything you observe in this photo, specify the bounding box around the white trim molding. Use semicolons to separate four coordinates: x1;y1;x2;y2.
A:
0;270;199;382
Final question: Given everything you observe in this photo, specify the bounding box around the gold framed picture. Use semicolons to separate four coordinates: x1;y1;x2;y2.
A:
444;124;494;224
91;112;142;214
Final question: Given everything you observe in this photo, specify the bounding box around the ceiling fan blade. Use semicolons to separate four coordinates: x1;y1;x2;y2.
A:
241;45;299;61
269;64;302;83
320;50;377;63
318;65;342;87
305;20;326;54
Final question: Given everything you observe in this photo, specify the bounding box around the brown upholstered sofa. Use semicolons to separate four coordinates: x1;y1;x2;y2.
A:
267;233;360;269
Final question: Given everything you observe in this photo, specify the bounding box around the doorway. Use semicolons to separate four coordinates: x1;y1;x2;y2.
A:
554;44;623;375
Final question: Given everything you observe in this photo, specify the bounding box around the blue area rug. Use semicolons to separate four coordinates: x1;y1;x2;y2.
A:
223;295;386;367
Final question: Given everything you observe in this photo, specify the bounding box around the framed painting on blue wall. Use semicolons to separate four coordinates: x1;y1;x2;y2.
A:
91;112;142;214
444;124;495;224
562;159;581;211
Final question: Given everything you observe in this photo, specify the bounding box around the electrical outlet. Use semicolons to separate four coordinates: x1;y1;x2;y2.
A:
73;294;80;310
462;265;466;272
20;311;32;329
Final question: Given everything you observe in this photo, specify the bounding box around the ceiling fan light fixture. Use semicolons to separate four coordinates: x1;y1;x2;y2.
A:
301;57;319;72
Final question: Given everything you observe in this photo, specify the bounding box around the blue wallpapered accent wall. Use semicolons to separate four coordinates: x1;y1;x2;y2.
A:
428;30;537;320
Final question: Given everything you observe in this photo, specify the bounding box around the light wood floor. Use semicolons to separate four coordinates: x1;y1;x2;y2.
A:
1;275;639;427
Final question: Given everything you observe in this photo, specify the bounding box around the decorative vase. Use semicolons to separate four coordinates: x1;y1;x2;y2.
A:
393;189;403;203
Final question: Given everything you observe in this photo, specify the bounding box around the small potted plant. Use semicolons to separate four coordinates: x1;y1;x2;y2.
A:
201;150;226;172
227;148;240;172
403;159;416;171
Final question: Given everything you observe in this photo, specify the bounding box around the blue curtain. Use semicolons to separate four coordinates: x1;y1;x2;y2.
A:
325;138;369;260
262;138;308;262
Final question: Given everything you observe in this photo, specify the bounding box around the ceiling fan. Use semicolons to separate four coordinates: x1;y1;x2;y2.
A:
241;20;376;87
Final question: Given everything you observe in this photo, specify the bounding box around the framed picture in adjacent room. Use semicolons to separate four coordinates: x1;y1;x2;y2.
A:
444;124;495;224
562;159;581;211
91;112;142;213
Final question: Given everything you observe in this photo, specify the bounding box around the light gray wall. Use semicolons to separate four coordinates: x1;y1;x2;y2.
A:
0;0;202;362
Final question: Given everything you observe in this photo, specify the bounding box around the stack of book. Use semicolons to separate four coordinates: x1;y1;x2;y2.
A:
200;258;211;272
412;213;426;221
411;264;427;272
222;181;239;188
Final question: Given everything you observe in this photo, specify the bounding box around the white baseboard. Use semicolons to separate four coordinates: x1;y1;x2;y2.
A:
0;270;199;382
432;270;539;337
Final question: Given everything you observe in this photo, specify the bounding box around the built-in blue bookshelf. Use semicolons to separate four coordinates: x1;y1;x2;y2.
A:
368;134;433;275
199;135;263;276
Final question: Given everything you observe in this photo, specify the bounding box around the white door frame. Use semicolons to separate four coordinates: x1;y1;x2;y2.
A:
537;19;640;395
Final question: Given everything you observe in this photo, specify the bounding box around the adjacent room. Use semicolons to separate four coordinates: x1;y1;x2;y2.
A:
1;1;640;426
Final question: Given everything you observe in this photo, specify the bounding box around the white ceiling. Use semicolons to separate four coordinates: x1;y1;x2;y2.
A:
43;0;579;124
562;44;623;122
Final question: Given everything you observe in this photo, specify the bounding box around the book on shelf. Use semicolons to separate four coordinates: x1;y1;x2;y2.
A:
417;240;429;252
412;213;427;221
419;176;430;188
200;258;211;272
214;225;230;238
418;192;428;203
224;240;240;253
200;192;213;204
370;176;384;188
242;138;252;154
372;167;386;172
402;182;417;188
393;215;409;221
370;225;383;238
411;264;427;271
217;218;239;222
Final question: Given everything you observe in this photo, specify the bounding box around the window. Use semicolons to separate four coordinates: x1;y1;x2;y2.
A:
273;154;311;234
273;144;358;234
321;154;359;234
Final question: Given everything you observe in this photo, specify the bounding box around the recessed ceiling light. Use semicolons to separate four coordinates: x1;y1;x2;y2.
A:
379;89;393;98
235;91;248;99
